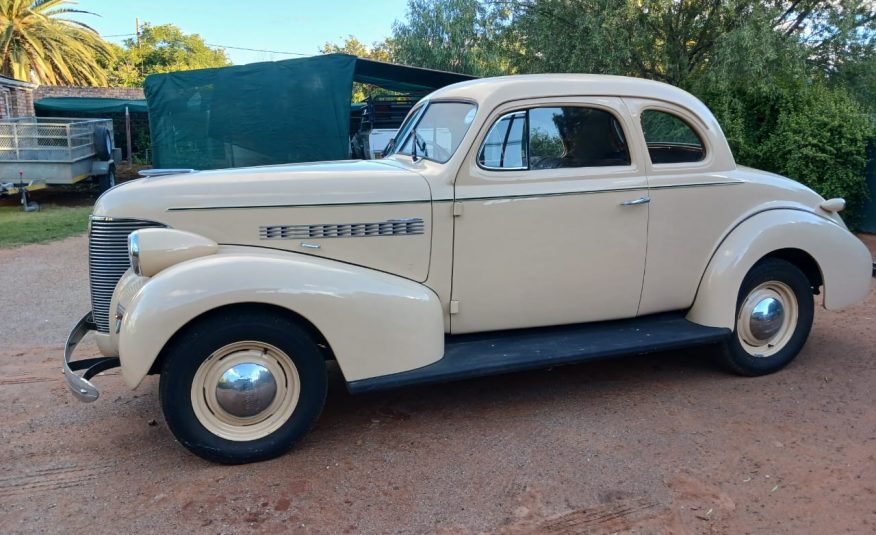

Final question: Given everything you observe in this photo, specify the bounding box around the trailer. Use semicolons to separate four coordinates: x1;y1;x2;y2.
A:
0;117;120;200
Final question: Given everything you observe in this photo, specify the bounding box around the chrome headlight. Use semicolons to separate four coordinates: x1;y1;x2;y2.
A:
128;232;141;275
125;228;217;277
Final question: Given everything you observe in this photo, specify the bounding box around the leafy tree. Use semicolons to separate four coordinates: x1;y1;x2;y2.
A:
108;23;230;87
319;35;393;101
320;35;392;62
507;0;875;88
391;0;510;76
834;50;875;110
0;0;113;85
502;0;875;225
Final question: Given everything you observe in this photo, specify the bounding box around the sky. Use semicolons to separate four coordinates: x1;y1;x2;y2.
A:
76;0;409;65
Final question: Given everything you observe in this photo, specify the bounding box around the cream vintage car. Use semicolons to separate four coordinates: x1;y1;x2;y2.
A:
64;74;873;464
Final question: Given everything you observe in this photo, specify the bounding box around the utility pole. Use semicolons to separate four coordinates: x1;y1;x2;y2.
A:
136;18;142;75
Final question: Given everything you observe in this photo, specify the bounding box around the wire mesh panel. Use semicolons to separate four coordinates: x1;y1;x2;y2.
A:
0;117;113;162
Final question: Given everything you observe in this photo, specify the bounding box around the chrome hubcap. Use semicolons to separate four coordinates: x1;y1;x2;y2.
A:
749;297;784;341
215;363;277;418
736;281;798;358
191;341;300;442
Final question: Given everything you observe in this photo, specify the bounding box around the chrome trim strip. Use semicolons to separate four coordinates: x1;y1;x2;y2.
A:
455;181;740;202
168;199;432;211
167;181;740;212
649;181;742;191
139;168;196;177
260;218;426;240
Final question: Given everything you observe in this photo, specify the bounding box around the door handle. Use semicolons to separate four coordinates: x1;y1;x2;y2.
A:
620;196;650;206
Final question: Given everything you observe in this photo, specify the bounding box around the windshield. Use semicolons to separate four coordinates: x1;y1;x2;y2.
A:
388;101;477;164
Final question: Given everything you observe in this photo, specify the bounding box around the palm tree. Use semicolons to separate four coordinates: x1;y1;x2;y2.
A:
0;0;112;85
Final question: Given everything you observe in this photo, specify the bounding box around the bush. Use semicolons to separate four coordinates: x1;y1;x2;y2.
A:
701;82;874;227
759;84;873;226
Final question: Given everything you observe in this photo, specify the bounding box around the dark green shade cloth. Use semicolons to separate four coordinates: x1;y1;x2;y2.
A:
144;54;474;169
34;97;148;114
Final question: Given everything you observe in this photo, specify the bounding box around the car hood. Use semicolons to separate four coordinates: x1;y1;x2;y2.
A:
93;159;429;219
92;159;434;281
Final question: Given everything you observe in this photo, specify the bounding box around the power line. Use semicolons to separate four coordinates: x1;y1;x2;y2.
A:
100;32;314;57
205;43;311;56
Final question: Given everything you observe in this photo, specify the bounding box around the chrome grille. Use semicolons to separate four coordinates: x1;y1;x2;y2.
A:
260;218;425;240
89;218;164;333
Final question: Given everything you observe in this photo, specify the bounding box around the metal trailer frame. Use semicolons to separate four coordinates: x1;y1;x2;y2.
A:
0;117;117;184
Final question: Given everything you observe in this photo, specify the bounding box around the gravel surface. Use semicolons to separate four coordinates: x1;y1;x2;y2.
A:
1;234;874;534
1;235;91;348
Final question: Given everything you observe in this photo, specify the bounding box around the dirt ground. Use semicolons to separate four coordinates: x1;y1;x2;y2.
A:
1;234;875;535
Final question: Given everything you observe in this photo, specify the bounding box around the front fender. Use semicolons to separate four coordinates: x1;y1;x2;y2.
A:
118;246;444;388
687;209;871;329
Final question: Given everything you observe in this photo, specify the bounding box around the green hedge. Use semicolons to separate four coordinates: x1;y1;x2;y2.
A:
702;82;874;227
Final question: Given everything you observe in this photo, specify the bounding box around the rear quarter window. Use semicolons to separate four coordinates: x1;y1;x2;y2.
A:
641;110;705;164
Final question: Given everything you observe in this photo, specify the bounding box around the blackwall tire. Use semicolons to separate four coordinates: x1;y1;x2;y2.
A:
93;126;112;160
159;310;327;464
719;258;814;376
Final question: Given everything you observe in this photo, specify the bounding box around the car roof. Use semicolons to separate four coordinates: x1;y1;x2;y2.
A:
427;73;713;119
424;73;736;172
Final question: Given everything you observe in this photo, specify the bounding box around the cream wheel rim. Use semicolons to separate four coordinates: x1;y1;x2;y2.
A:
736;281;798;358
191;341;300;441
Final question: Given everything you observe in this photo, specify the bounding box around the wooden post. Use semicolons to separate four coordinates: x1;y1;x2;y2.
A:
13;123;19;160
125;105;133;167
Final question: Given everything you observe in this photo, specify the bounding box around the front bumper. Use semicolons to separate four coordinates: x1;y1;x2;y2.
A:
63;312;120;402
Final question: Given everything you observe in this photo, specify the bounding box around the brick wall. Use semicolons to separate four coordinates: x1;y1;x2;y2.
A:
0;86;36;118
34;86;145;100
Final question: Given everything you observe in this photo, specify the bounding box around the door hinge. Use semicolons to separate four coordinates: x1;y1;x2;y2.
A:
452;202;463;217
449;300;460;314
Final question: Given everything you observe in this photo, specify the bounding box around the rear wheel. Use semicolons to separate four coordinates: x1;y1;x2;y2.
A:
159;310;327;464
719;258;814;376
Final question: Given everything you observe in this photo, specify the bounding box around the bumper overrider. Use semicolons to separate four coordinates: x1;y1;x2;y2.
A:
63;311;120;402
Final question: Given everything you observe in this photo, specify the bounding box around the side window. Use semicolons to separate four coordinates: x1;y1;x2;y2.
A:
477;106;631;170
478;111;526;169
641;110;705;164
529;107;630;169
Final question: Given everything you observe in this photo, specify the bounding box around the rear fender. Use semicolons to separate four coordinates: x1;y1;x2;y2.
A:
687;209;871;329
118;246;444;388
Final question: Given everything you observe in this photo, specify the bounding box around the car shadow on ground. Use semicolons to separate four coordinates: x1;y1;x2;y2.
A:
315;344;730;434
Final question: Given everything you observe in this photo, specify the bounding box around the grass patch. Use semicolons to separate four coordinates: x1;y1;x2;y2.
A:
0;204;92;248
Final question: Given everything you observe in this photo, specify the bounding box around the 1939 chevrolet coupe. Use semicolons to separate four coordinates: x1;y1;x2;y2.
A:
64;75;873;463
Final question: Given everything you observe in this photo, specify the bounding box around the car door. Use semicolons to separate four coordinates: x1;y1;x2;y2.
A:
450;97;650;334
622;99;742;316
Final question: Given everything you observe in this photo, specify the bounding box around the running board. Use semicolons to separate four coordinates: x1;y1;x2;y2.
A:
347;314;730;394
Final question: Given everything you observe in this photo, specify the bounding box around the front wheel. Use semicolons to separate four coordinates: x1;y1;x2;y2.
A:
159;310;327;464
719;258;814;376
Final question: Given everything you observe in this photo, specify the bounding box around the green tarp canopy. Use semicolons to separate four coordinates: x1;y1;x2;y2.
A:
34;97;148;114
144;53;475;169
